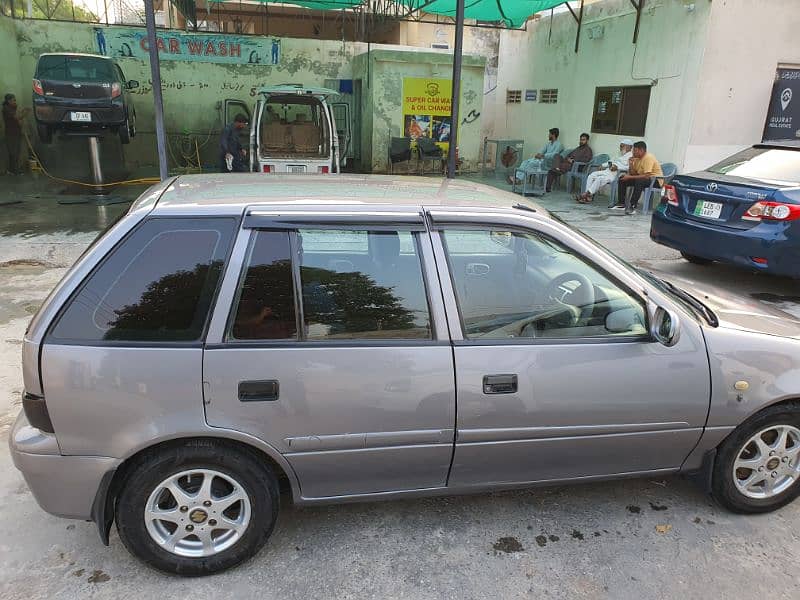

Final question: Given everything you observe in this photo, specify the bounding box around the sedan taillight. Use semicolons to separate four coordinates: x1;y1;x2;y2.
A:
743;201;800;222
111;82;122;98
32;78;44;96
664;184;678;206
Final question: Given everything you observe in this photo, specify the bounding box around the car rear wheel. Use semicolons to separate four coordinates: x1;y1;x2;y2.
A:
119;117;132;144
115;440;279;575
712;404;800;513
37;123;53;144
680;252;713;265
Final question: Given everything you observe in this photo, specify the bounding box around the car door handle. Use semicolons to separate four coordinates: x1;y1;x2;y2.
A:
238;380;279;402
483;374;518;394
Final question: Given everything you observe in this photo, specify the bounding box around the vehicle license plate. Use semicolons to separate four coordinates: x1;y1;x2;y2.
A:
693;200;722;219
70;112;91;122
289;165;306;173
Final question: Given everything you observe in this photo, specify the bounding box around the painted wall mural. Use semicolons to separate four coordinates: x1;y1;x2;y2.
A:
96;27;282;66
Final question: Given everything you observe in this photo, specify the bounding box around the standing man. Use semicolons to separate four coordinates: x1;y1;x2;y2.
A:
576;139;633;203
617;141;663;215
3;94;28;175
546;132;592;192
508;127;562;185
219;113;249;173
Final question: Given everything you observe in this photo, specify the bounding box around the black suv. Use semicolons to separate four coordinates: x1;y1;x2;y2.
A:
33;53;139;144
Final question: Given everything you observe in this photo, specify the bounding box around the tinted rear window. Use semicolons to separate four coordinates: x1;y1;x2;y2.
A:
36;55;115;82
50;218;235;343
707;147;800;185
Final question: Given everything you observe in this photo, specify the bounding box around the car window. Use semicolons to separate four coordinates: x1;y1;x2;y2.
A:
36;55;115;82
442;229;647;341
298;229;432;340
707;147;800;185
229;229;432;341
229;231;297;341
49;218;235;343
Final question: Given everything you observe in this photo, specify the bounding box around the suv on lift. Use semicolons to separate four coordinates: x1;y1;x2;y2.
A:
224;84;350;174
32;52;139;144
10;174;800;576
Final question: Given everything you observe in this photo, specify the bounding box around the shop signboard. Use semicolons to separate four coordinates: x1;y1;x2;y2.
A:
762;66;800;142
402;77;453;151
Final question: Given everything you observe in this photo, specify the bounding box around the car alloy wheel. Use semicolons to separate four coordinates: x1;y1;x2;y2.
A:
144;468;251;558
732;425;800;499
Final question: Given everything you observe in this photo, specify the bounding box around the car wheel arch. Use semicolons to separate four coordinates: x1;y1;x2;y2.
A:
92;435;299;545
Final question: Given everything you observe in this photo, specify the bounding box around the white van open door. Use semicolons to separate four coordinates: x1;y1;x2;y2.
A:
331;102;351;168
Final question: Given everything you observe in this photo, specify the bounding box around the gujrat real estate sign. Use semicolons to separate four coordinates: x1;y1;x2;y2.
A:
763;66;800;142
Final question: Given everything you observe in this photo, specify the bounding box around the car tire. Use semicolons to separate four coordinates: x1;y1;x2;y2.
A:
37;123;53;144
119;117;131;144
680;252;713;265
115;439;279;576
712;403;800;514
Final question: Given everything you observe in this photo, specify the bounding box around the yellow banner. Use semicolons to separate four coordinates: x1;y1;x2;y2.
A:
402;78;453;116
402;78;453;151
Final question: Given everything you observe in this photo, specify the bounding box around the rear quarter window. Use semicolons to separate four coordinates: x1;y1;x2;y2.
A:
36;55;115;82
48;217;236;343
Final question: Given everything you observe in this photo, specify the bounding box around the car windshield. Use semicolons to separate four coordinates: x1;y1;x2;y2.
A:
36;55;115;82
546;212;715;325
706;147;800;186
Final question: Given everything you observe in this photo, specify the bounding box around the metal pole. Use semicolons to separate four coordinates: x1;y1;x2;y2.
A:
144;0;168;180
88;136;104;187
446;0;464;179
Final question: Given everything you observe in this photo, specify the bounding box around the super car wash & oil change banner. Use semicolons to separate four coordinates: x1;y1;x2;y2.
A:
402;77;453;152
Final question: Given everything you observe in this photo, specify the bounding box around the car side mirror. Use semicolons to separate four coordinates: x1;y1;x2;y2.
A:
650;304;680;347
127;80;139;90
604;307;643;334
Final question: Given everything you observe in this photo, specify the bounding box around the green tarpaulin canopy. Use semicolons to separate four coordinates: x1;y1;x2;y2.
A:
206;0;568;29
398;0;566;28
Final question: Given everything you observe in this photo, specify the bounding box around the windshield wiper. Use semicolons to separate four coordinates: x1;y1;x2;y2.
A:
658;279;719;327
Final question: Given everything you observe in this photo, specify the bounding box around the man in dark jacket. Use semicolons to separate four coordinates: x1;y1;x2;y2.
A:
219;113;249;173
546;132;593;192
3;94;26;175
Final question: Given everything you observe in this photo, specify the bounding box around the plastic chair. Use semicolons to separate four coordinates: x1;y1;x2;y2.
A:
566;154;609;194
641;162;678;213
416;137;444;174
388;137;413;174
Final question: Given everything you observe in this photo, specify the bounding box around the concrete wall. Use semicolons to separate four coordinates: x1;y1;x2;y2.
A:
0;14;23;135
357;47;486;173
492;0;712;171
685;0;800;172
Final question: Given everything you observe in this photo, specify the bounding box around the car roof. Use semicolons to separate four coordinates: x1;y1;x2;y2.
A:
755;141;800;150
152;173;546;217
37;52;113;60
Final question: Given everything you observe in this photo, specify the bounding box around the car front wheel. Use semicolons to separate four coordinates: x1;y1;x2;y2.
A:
115;440;279;575
37;123;53;144
712;404;800;513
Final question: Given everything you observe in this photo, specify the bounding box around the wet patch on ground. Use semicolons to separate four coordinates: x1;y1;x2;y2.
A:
493;536;524;553
649;502;669;511
626;505;641;514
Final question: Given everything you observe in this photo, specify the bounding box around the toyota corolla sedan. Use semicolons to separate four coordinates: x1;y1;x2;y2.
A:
650;143;800;278
10;175;800;576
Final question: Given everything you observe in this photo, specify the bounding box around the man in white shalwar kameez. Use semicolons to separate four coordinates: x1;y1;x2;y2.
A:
576;139;634;203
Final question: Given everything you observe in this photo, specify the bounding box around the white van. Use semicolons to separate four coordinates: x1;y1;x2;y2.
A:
224;84;350;174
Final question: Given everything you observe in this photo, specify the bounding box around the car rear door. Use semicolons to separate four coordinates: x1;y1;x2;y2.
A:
428;209;711;487
202;208;455;499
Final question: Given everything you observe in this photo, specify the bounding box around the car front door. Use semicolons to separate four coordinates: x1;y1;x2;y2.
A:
428;210;711;487
203;209;455;499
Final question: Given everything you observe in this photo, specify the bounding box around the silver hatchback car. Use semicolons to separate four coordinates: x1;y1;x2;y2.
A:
10;175;800;575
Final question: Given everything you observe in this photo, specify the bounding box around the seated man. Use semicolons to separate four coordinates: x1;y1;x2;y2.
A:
616;141;663;215
507;127;563;185
546;133;592;192
576;139;633;204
